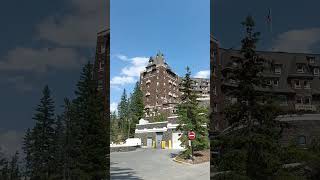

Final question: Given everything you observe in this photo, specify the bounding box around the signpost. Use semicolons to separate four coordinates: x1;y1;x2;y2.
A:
188;131;196;163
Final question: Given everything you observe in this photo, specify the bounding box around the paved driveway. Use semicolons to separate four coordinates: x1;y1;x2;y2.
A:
111;148;209;180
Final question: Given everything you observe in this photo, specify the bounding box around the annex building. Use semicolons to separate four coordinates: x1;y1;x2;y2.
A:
210;36;320;147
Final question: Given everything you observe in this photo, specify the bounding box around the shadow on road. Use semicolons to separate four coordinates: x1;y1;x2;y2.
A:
111;162;143;180
170;152;179;158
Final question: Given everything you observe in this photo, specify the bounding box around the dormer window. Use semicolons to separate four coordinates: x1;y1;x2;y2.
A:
297;64;304;73
314;68;319;76
274;65;281;74
307;56;315;64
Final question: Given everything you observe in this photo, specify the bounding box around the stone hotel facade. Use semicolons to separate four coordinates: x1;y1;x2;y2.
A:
135;52;210;148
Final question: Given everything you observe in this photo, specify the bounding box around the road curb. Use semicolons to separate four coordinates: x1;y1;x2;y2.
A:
172;157;193;165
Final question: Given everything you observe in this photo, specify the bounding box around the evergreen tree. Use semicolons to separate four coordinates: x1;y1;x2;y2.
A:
212;16;290;179
177;67;209;157
117;89;129;140
8;151;20;180
30;85;56;179
22;128;32;179
51;115;65;179
110;111;120;143
0;149;9;180
128;82;144;136
62;98;81;179
73;62;108;179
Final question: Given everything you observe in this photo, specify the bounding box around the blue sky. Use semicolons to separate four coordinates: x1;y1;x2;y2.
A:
110;0;210;112
0;0;107;156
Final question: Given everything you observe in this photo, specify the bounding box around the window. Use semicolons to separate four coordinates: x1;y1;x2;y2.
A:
278;95;287;105
304;97;311;104
214;103;218;112
297;64;304;73
294;80;301;89
273;79;279;86
274;65;281;74
157;76;159;79
296;97;303;104
314;68;319;76
307;56;315;64
157;82;159;86
267;79;272;85
304;81;311;89
297;135;306;145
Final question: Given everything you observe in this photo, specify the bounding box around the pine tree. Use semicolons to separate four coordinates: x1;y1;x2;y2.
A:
117;89;129;140
22;128;32;179
128;82;144;137
177;67;209;157
0;149;9;180
212;16;289;179
51;115;65;179
73;62;108;179
9;151;20;180
30;85;56;179
62;98;81;179
110;111;121;143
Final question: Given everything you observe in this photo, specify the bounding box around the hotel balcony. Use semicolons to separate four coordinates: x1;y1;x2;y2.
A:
295;104;316;111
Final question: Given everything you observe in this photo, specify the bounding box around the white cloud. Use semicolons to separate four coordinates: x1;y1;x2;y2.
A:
272;28;320;53
110;102;118;113
110;76;135;86
115;54;129;61
111;55;149;87
194;70;210;78
36;0;108;47
121;57;148;77
0;47;85;73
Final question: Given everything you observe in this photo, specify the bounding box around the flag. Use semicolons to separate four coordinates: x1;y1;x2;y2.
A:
266;8;272;24
266;8;272;33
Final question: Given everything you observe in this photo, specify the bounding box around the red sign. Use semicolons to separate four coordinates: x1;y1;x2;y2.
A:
188;131;196;140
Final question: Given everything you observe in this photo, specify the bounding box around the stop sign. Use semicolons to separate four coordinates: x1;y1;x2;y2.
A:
188;131;196;140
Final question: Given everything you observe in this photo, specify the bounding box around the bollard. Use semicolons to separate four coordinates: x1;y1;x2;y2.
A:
163;141;166;149
153;141;156;148
168;140;172;149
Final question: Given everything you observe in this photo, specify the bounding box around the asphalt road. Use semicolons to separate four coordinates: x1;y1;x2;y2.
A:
110;148;209;180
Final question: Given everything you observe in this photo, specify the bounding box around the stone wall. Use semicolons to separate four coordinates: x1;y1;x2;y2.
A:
278;114;320;146
110;146;138;153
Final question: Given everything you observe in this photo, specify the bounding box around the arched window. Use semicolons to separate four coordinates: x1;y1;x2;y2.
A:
298;135;306;145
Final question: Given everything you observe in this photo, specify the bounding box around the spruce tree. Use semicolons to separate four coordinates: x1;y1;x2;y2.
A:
212;16;289;179
177;67;209;157
22;128;32;179
51;115;65;179
73;62;108;179
30;85;56;179
62;98;81;179
128;82;144;135
117;89;129;140
9;151;20;180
